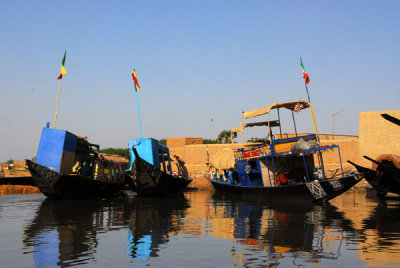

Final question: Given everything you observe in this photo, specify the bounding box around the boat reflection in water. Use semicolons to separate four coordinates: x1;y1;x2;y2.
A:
19;191;400;267
22;196;189;267
127;197;189;259
210;193;356;267
23;198;128;267
330;191;400;267
360;200;400;266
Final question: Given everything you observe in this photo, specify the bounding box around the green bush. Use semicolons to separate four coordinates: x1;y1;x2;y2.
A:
203;139;219;144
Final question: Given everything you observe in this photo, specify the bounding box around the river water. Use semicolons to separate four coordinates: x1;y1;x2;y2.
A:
0;189;399;267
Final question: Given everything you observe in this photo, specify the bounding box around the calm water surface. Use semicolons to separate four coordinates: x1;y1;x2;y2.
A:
0;189;399;267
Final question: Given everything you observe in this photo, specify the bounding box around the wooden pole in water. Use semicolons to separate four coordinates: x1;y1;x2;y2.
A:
53;78;63;128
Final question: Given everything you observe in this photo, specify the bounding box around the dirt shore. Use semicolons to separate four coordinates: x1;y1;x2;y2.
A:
188;175;213;190
1;169;31;177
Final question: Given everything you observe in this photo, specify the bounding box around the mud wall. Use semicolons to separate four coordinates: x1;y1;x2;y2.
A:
358;110;400;167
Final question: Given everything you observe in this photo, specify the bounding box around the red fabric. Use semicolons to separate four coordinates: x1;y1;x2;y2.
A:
303;71;310;84
276;172;288;185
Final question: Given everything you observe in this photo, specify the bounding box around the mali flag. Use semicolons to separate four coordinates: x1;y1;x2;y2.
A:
300;58;310;84
132;70;140;91
57;50;67;79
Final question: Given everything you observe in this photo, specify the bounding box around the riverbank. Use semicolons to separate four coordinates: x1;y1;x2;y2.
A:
0;185;40;194
188;175;213;190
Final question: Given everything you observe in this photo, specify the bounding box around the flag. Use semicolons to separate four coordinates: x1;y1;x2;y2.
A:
300;57;310;84
132;70;140;91
294;102;304;113
57;50;67;80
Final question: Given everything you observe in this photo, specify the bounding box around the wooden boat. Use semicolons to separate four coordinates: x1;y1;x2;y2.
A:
208;100;362;203
26;126;130;199
348;113;400;198
125;138;192;197
350;155;400;198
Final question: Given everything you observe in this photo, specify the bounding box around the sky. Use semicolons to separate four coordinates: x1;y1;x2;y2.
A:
0;0;399;162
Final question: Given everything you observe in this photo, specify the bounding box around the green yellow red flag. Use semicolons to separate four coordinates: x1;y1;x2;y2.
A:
57;50;67;79
300;57;310;84
132;70;140;91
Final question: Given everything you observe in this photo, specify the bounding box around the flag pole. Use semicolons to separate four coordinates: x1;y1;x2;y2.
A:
53;78;63;128
135;88;142;139
305;82;311;103
300;57;311;103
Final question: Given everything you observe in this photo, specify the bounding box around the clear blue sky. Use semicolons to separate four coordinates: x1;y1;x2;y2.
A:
1;0;399;161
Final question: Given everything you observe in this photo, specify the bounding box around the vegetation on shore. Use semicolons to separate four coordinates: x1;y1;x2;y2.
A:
99;148;130;160
203;130;233;144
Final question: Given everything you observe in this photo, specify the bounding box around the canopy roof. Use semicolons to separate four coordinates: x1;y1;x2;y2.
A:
242;100;310;119
231;120;280;133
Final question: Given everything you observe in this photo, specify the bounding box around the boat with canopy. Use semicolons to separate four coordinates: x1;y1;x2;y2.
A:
209;100;362;203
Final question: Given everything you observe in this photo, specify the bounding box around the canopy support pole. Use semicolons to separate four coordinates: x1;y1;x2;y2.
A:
292;110;298;136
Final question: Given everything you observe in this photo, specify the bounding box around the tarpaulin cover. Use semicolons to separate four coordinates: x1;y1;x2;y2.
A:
209;149;235;170
372;154;400;170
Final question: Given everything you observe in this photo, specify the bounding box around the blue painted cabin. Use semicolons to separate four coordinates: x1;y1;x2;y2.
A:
35;126;78;174
128;138;173;175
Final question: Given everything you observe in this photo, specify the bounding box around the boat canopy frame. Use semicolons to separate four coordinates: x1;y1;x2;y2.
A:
231;100;320;144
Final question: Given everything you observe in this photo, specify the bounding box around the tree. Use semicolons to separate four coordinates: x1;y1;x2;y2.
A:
216;130;232;144
247;137;269;143
203;139;218;144
5;159;14;164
